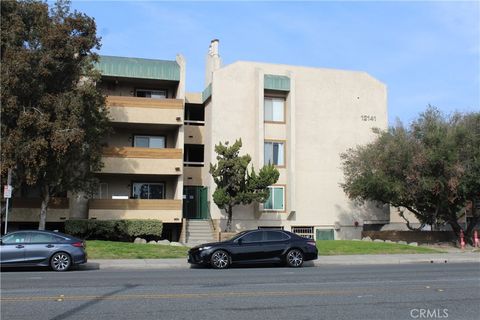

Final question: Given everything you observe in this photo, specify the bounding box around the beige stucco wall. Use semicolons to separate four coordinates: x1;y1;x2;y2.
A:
183;167;203;186
95;174;180;199
89;209;181;223
390;207;418;224
185;92;202;104
184;125;205;145
204;61;389;235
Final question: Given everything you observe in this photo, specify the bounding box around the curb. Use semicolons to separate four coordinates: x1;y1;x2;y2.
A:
79;254;479;270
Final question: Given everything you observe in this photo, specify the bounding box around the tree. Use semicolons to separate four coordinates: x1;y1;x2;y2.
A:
209;139;280;231
341;106;480;241
1;0;110;230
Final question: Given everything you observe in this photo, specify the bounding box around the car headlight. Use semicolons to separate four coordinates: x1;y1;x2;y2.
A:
199;246;212;251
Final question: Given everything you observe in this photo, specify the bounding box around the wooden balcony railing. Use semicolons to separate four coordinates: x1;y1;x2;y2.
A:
12;198;69;209
102;147;182;159
106;96;183;109
89;199;182;210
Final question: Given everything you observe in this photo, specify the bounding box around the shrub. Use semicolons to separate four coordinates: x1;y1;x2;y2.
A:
121;219;163;238
65;219;163;241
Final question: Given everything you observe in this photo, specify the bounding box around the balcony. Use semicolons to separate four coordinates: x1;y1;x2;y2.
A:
184;125;205;145
106;96;183;125
8;198;69;222
100;147;183;175
88;199;182;223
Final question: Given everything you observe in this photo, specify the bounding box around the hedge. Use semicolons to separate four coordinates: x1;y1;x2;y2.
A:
65;219;163;241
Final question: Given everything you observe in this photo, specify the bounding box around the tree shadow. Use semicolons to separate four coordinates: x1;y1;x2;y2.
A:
49;283;139;320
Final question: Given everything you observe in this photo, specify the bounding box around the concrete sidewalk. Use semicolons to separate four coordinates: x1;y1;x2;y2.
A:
79;252;479;270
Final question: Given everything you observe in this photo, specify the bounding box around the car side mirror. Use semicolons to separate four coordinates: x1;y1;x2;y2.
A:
237;238;243;245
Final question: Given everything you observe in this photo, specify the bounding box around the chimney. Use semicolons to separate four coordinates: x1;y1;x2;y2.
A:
205;39;221;86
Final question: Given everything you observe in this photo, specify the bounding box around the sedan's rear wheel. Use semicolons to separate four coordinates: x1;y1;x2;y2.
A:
210;250;230;269
286;249;304;268
50;252;71;271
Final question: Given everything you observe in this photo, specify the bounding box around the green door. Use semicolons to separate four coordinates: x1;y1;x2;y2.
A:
316;229;334;240
183;186;208;219
199;187;208;219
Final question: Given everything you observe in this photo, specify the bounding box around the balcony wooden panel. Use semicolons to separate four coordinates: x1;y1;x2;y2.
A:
106;96;183;125
88;199;182;223
106;96;183;109
12;198;69;209
100;147;183;175
103;147;182;159
89;199;181;210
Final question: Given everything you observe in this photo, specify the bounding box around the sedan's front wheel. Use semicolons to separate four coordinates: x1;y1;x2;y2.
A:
210;250;230;269
286;249;304;268
50;252;72;271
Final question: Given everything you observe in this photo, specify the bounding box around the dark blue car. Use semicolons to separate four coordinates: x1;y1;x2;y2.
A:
0;230;87;271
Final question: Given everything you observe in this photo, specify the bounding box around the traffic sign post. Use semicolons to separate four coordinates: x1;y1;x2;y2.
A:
4;169;12;235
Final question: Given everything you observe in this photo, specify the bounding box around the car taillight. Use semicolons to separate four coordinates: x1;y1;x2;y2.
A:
307;241;316;246
71;242;84;248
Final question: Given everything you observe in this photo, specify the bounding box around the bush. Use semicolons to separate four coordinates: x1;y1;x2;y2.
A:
121;220;163;238
65;219;163;241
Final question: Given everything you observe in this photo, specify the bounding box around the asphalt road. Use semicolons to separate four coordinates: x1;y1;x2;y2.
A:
1;263;479;320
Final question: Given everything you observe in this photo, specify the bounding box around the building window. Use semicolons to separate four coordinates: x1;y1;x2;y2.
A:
132;182;165;199
185;104;205;125
184;144;204;167
291;226;314;239
134;135;165;149
264;141;285;166
264;186;285;211
93;183;108;199
264;97;285;122
136;89;167;99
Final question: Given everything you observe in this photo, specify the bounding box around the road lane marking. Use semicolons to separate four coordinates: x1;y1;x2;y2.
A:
0;289;381;303
3;284;471;304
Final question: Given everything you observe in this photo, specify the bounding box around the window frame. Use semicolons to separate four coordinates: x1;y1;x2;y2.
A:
264;230;291;241
29;232;67;244
264;140;286;168
236;230;265;243
1;232;29;244
264;96;286;124
131;182;166;200
133;135;167;149
135;88;167;100
262;185;286;212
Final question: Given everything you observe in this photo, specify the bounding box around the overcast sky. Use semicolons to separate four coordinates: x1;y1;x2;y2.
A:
71;0;479;125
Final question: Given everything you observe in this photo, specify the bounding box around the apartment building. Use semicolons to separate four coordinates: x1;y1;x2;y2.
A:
86;55;187;240
3;40;390;241
202;40;389;240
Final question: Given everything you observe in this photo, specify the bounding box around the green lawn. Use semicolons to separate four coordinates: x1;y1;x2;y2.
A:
85;239;444;259
86;240;189;259
317;240;444;255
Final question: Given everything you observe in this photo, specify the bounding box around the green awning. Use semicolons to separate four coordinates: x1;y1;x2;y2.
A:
264;74;290;91
96;55;180;81
202;83;212;102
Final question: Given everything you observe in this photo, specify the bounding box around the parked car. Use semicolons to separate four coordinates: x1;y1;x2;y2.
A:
188;229;318;269
0;230;87;271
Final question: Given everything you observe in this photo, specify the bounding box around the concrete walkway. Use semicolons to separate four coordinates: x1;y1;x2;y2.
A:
79;252;479;270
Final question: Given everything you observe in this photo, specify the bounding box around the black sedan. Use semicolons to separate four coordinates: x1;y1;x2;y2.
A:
0;230;87;271
188;229;318;269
